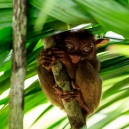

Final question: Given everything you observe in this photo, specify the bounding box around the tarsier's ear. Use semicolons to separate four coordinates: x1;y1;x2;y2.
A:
95;38;109;47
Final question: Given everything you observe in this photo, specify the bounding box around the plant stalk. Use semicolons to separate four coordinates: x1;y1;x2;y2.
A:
9;0;27;129
43;36;86;129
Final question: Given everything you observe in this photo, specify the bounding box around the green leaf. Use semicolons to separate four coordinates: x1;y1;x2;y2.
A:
88;100;129;129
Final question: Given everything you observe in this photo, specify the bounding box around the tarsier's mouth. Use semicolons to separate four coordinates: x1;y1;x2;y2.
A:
72;61;80;64
70;57;81;64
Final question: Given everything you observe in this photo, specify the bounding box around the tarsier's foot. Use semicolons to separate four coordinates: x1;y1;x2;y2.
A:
53;82;90;113
53;82;81;102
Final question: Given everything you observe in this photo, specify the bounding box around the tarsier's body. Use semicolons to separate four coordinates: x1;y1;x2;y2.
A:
37;29;108;121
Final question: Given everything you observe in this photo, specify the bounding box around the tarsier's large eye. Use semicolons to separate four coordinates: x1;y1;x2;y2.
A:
82;44;94;54
64;40;75;51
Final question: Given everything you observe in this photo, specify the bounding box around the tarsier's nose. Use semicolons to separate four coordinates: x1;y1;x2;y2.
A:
70;55;81;64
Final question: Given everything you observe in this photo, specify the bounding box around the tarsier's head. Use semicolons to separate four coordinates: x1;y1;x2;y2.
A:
54;29;108;64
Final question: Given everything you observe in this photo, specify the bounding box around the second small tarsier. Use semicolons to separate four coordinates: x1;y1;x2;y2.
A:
37;29;109;121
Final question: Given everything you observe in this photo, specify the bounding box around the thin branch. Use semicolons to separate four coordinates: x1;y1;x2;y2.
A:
43;36;86;129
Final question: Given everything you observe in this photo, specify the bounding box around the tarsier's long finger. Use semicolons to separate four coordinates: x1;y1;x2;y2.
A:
53;84;59;94
53;83;58;88
53;86;63;95
39;55;56;66
41;49;53;56
40;56;53;62
52;49;65;55
63;90;79;95
39;58;51;67
52;50;64;54
71;81;80;91
42;56;55;62
50;49;65;56
63;98;74;102
59;94;80;99
61;95;81;102
59;90;80;101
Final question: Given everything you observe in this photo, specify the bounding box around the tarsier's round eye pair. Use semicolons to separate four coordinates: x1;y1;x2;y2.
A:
64;40;94;53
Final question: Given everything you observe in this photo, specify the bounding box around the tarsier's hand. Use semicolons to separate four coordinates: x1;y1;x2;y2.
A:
50;48;72;65
39;48;56;72
40;48;73;71
53;81;90;113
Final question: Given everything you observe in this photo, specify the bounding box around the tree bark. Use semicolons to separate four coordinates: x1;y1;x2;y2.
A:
43;37;86;129
9;0;27;129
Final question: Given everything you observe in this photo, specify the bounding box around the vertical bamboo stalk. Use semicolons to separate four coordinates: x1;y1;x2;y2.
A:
9;0;27;129
43;37;86;129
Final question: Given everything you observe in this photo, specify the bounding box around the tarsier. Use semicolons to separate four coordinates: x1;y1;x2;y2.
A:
37;29;109;121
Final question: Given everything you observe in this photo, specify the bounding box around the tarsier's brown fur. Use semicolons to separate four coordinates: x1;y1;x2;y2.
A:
37;29;108;121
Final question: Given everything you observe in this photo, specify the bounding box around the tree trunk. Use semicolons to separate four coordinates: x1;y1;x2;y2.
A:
43;37;86;129
9;0;27;129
